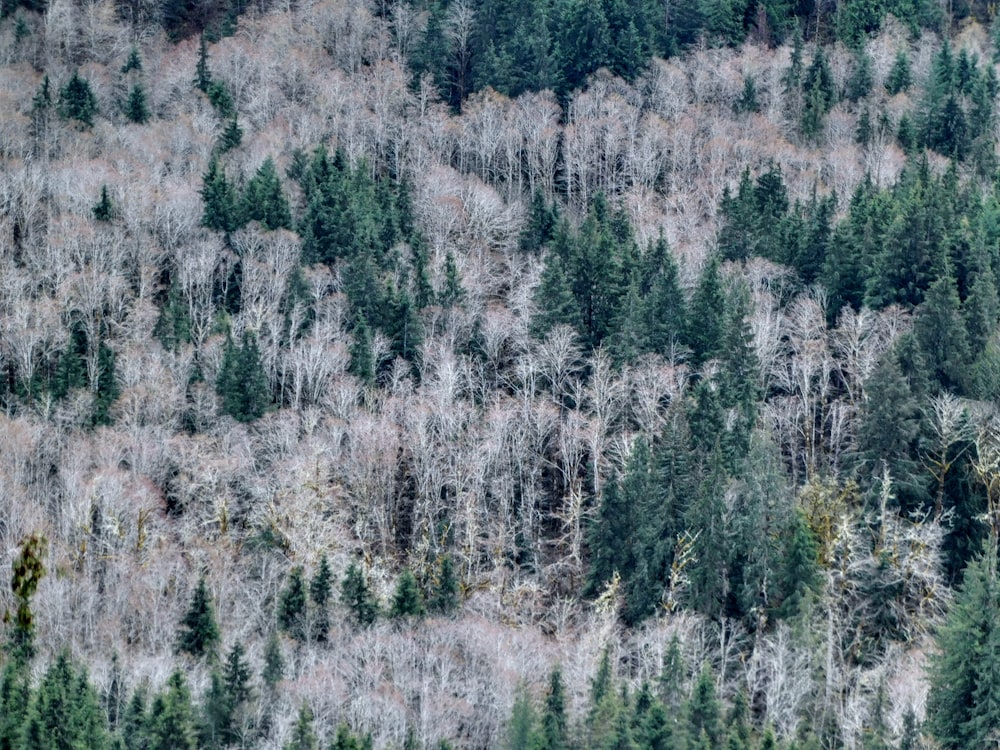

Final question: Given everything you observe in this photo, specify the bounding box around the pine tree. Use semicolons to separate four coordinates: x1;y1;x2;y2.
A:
199;671;233;750
278;565;308;641
685;255;725;366
310;555;332;643
223;642;251;706
349;316;375;385
58;71;98;127
122;46;142;74
341;562;379;626
177;575;220;660
506;684;538;750
390;569;425;618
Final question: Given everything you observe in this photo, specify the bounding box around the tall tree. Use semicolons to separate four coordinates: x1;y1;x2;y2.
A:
177;575;220;660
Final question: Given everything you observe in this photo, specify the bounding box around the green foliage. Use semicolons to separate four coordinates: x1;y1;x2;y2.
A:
285;704;318;750
215;333;271;422
341;562;379;626
885;49;912;95
177;575;220;659
927;547;1000;749
735;76;760;114
218;117;242;152
687;665;722;747
390;569;425;618
241;158;291;230
846;50;873;102
7;532;46;661
93;184;114;222
194;34;212;92
262;632;284;691
58;71;98;127
429;554;459;615
206;80;235;119
124;83;150;124
22;651;108;750
122;47;142;74
310;555;332;642
200;158;239;233
540;668;568;750
148;672;197;750
278;565;308;641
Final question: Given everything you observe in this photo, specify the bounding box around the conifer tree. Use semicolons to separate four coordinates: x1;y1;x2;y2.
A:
194;34;212;93
124;83;150;124
57;71;98;128
310;555;332;643
241;158;291;230
885;48;912;94
148;673;197;750
341;562;379;626
540;668;568;750
285;704;317;750
506;684;538;750
223;642;251;706
218;117;242;152
278;565;308;641
93;185;114;222
262;633;284;691
390;569;425;618
686;255;725;366
177;575;220;660
429;554;459;615
200;158;238;233
216;333;270;422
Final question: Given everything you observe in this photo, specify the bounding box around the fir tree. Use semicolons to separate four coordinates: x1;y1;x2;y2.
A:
218;117;242;152
885;48;912;94
200;158;238;233
429;554;459;615
215;333;270;422
310;555;332;643
93;185;115;222
278;565;308;641
241;157;291;230
540;668;568;750
262;633;284;691
148;673;198;750
58;71;98;127
124;83;150;124
285;704;318;750
390;569;425;618
341;562;379;626
194;34;212;93
177;575;220;660
122;46;142;74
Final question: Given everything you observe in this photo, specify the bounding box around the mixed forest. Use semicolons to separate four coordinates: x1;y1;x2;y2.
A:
3;0;1000;747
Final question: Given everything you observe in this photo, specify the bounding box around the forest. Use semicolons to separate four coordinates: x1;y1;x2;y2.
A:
1;0;1000;747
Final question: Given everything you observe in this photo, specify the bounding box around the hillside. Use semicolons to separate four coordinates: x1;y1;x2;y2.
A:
1;0;1000;748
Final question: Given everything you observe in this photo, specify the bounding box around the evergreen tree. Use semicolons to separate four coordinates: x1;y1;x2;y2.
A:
199;670;233;750
120;686;148;750
506;684;538;750
539;668;568;750
284;704;318;750
429;554;459;615
685;255;725;366
914;266;971;392
93;185;115;222
278;565;308;641
927;547;1000;750
177;575;220;660
735;75;760;114
124;83;150;124
241;157;292;230
218;117;242;152
200;158;239;233
846;50;874;102
148;673;197;750
390;569;425;618
58;71;98;127
194;33;212;93
23;652;108;750
341;562;379;626
310;555;332;643
262;632;284;691
122;46;142;74
215;333;270;422
885;48;912;94
686;665;722;747
9;532;46;661
349;316;375;385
